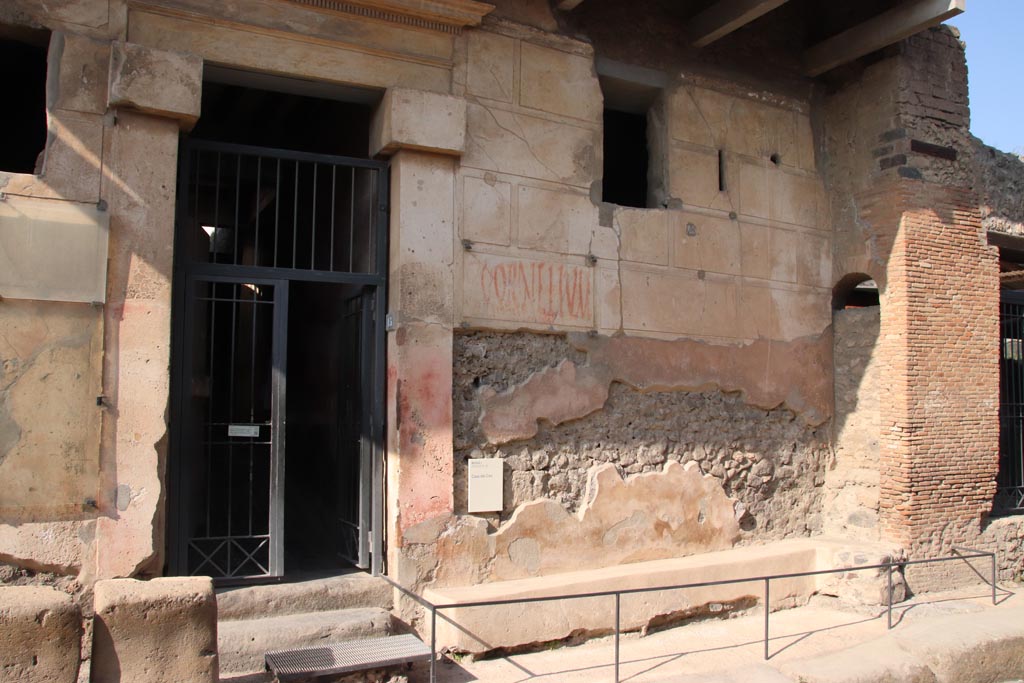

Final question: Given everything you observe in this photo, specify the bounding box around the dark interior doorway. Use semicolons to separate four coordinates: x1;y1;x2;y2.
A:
169;75;387;583
285;281;371;571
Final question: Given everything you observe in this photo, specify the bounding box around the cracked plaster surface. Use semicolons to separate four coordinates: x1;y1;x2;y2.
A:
480;331;832;445
402;460;740;588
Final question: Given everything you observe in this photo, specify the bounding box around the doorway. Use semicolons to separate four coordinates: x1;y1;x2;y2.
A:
168;81;387;583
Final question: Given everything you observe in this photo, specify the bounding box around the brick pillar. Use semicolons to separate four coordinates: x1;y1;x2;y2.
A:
873;180;1000;558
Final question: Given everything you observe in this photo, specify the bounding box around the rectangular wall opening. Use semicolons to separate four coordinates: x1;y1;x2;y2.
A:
598;61;666;209
169;74;388;582
0;26;50;174
603;108;649;208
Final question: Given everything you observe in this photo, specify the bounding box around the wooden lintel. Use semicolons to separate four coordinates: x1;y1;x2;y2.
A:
689;0;791;48
803;0;965;77
557;0;586;9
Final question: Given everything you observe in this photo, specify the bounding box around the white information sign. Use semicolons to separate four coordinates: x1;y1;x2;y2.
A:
467;458;503;513
228;424;260;438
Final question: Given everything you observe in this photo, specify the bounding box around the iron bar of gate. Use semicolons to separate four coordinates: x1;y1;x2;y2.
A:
386;547;999;683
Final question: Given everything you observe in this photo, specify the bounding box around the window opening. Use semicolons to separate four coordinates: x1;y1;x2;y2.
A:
0;27;50;173
832;273;879;309
598;62;665;209
603;109;648;208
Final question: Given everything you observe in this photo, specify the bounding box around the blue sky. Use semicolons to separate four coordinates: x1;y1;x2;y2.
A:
950;0;1024;153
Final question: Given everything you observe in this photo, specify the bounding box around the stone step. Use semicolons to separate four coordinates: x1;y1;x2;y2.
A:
216;572;392;621
218;607;393;675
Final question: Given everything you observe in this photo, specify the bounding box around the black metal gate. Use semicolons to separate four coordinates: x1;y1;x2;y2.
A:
998;292;1024;514
169;140;387;582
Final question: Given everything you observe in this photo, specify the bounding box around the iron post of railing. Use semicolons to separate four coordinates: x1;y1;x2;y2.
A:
430;606;437;683
952;546;999;606
763;578;770;660
992;552;998;605
614;593;621;683
886;562;893;630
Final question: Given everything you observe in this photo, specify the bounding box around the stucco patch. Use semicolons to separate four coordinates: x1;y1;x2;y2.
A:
403;460;740;588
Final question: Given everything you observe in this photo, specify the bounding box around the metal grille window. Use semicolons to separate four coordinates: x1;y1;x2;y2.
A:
181;142;381;274
998;292;1024;514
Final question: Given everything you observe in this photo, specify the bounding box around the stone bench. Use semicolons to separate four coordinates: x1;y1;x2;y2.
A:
424;537;901;654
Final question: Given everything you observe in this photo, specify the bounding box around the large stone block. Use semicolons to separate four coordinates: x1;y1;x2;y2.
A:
519;42;601;122
426;539;821;654
737;162;825;228
617;208;668;265
50;32;110;115
0;586;81;682
463;103;597;188
668;146;734;212
461;174;512;246
726;97;796;166
671;212;742;276
466;30;515;102
516;184;599;255
91;577;218;683
461;252;595;328
620;267;739;338
371;88;466;157
107;41;202;128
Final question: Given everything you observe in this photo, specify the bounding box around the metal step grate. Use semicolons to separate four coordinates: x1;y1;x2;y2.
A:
265;634;431;681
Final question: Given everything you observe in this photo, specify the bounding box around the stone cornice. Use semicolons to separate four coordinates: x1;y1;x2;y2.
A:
278;0;494;34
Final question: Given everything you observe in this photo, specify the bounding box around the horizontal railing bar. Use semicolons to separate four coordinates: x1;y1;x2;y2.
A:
382;575;438;611
421;550;996;611
186;138;388;170
184;263;386;285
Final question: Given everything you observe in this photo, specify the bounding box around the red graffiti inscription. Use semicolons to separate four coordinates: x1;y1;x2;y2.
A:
475;257;591;324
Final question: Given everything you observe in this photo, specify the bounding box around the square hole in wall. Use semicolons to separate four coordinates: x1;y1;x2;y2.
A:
0;25;50;174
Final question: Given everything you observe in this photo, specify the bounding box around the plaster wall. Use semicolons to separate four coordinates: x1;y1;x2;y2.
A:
453;22;831;343
399;17;839;595
0;0;202;585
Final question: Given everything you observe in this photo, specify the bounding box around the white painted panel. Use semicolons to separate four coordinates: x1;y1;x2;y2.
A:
0;195;109;303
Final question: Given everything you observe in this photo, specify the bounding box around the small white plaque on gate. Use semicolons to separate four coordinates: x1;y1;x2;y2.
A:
228;424;260;438
468;458;503;513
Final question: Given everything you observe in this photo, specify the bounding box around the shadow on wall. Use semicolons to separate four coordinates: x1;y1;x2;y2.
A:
826;273;882;538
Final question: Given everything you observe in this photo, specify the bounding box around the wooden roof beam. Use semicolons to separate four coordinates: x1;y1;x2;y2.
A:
689;0;792;48
803;0;965;77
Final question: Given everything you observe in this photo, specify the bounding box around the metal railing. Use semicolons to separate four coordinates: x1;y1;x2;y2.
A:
384;546;1001;683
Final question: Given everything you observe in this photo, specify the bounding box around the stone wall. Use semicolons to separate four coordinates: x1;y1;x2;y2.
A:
422;330;833;588
971;140;1024;237
453;21;831;342
823;26;1020;585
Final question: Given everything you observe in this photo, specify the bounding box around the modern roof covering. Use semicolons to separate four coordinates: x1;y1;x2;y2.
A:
559;0;965;76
